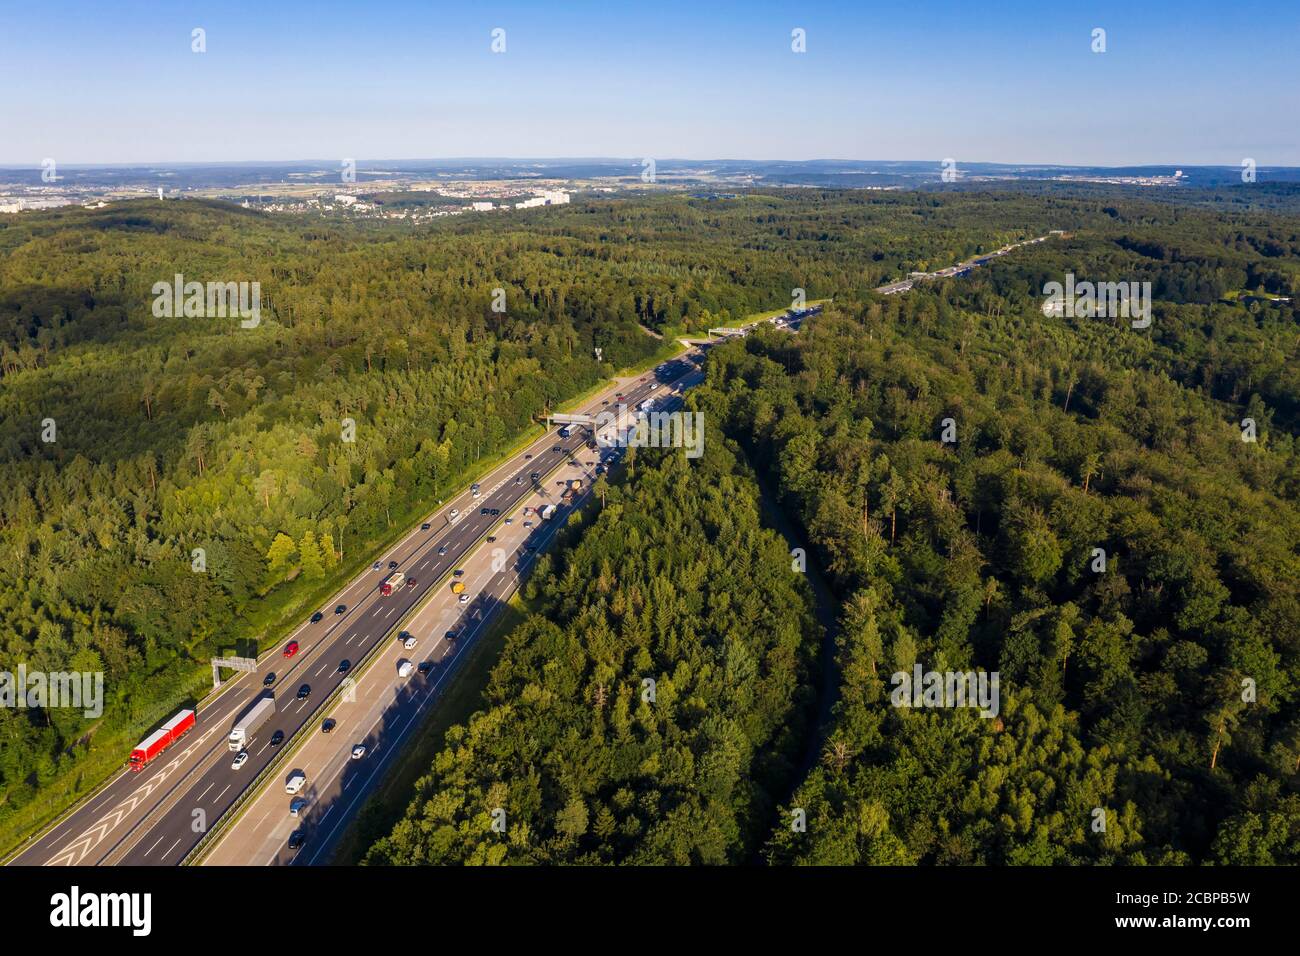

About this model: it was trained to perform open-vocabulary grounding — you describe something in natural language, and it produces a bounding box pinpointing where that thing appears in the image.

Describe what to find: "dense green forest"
[373,187,1300,865]
[366,437,818,864]
[715,228,1300,864]
[3,185,1299,863]
[0,187,1110,836]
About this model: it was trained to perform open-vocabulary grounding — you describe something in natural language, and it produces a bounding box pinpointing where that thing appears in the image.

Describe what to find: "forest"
[372,187,1300,865]
[2,184,1299,862]
[366,436,819,864]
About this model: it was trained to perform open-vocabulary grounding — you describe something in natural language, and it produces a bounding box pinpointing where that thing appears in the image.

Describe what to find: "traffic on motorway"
[240,360,709,864]
[8,350,708,867]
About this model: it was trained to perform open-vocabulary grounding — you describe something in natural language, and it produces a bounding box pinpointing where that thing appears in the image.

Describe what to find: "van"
[285,771,306,795]
[398,660,414,678]
[403,634,418,650]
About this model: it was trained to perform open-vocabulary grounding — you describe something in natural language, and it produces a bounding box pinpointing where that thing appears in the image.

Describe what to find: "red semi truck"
[128,709,195,772]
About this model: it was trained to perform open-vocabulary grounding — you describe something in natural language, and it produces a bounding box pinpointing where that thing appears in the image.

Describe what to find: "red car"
[283,641,299,659]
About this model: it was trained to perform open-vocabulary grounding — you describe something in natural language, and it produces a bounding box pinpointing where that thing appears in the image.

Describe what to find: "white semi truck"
[228,694,276,751]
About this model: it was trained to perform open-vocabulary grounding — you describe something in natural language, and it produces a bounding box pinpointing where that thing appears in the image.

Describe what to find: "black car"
[338,659,351,674]
[334,604,346,614]
[445,630,458,642]
[437,545,447,555]
[417,661,435,676]
[524,453,533,459]
[490,508,500,516]
[480,507,489,515]
[530,472,540,481]
[486,535,496,543]
[388,560,398,570]
[321,718,336,734]
[264,672,276,687]
[270,730,285,747]
[453,569,465,577]
[297,684,311,700]
[287,829,305,850]
[310,611,324,623]
[421,522,431,530]
[553,445,564,453]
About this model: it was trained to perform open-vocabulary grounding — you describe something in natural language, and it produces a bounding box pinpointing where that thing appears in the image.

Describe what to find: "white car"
[458,594,469,604]
[351,744,367,760]
[449,508,459,520]
[650,383,658,390]
[397,660,414,678]
[471,487,481,498]
[231,751,249,771]
[403,635,417,649]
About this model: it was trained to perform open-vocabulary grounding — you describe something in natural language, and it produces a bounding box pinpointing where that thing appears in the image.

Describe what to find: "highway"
[874,233,1054,294]
[6,351,703,867]
[201,309,819,864]
[203,362,707,864]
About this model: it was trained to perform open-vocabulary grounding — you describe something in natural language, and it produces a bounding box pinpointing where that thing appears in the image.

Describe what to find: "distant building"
[471,201,494,211]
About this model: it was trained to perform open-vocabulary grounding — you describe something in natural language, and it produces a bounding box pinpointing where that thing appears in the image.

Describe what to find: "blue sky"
[1,0,1296,166]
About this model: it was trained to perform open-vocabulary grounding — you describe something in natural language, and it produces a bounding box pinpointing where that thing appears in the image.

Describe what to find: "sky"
[1,0,1297,167]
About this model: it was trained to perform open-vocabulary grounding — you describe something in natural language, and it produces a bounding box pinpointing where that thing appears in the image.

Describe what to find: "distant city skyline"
[2,0,1297,167]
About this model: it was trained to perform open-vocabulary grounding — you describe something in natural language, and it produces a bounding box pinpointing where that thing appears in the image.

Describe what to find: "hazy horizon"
[2,157,1296,171]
